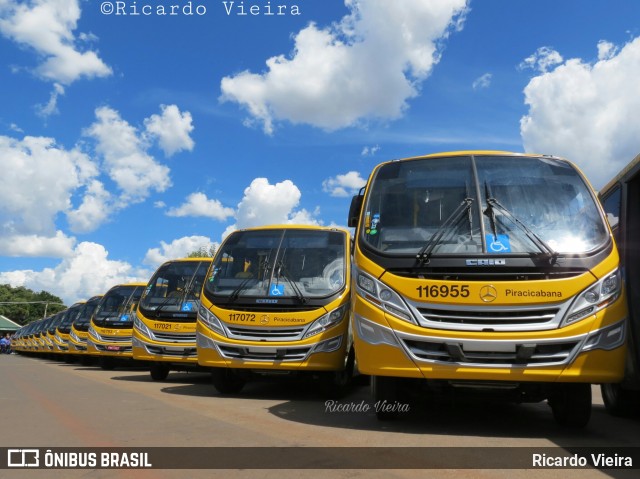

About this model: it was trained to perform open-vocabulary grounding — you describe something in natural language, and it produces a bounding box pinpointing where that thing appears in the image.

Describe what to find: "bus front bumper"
[353,314,627,383]
[196,329,348,372]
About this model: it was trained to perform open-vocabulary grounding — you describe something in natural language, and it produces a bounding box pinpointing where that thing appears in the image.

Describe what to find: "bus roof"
[599,152,640,195]
[235,224,350,235]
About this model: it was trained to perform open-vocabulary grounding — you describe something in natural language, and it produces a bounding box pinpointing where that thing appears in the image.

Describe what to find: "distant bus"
[68,295,103,359]
[87,283,146,370]
[133,257,212,380]
[598,152,640,415]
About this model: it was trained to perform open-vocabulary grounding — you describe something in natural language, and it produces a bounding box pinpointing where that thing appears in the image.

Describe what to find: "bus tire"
[372,376,399,421]
[211,368,245,394]
[99,357,116,370]
[150,363,170,381]
[549,383,591,428]
[319,347,356,399]
[601,383,639,417]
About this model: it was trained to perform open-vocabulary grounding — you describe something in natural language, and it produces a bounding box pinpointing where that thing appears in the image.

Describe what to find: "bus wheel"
[99,357,116,370]
[319,347,356,399]
[372,376,399,421]
[549,383,591,427]
[211,368,245,394]
[150,363,170,381]
[601,383,639,417]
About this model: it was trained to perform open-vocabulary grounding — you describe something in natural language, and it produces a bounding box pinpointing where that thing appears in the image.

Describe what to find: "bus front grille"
[152,332,196,343]
[402,337,581,367]
[217,345,311,362]
[417,306,559,326]
[226,326,306,341]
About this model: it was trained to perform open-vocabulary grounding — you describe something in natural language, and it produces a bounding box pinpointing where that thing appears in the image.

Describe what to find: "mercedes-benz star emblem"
[480,285,498,303]
[260,315,269,325]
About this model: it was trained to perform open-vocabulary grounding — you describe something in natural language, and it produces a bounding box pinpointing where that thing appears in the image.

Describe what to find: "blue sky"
[1,0,639,305]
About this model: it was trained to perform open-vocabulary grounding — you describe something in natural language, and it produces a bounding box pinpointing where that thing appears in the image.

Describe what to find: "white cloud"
[221,178,320,238]
[84,106,172,205]
[519,46,563,73]
[0,134,99,237]
[143,236,217,267]
[361,144,380,156]
[0,230,76,257]
[66,180,113,233]
[472,72,492,90]
[322,171,367,197]
[0,0,112,84]
[520,37,640,189]
[0,103,191,248]
[220,0,469,134]
[36,82,65,118]
[597,40,618,61]
[144,104,195,157]
[0,242,146,304]
[166,192,235,220]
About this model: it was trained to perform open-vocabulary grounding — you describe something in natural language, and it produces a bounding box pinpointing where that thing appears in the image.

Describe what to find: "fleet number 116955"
[416,284,470,298]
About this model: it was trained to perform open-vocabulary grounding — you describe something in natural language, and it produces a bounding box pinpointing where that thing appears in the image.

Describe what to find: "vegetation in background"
[187,244,218,258]
[0,284,66,325]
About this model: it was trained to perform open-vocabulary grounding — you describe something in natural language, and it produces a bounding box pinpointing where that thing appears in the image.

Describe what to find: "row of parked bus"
[10,150,640,428]
[11,224,353,394]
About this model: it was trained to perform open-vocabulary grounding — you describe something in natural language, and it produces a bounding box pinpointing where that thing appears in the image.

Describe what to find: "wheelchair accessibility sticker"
[120,314,129,322]
[181,302,194,312]
[486,234,511,253]
[269,284,285,296]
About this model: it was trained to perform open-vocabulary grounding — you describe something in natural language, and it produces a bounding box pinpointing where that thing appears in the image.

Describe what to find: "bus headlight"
[356,271,415,324]
[304,304,349,339]
[88,325,101,342]
[133,315,152,338]
[563,269,622,326]
[198,304,226,337]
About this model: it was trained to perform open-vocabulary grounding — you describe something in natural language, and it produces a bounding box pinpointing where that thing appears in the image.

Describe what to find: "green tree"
[187,244,218,258]
[0,284,66,325]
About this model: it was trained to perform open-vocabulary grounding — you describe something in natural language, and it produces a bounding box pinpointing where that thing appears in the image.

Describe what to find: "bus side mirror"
[348,194,363,228]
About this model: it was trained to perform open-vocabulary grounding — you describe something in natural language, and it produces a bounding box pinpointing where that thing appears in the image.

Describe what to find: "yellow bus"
[54,301,85,358]
[598,152,640,415]
[34,316,54,355]
[87,283,146,370]
[22,318,43,354]
[133,257,213,381]
[197,225,353,395]
[348,151,626,426]
[68,295,103,360]
[44,311,65,355]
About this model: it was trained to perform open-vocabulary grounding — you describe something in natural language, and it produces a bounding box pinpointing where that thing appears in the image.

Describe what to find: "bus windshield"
[362,154,608,256]
[204,229,347,300]
[72,296,102,330]
[92,286,143,327]
[58,303,84,333]
[139,260,211,316]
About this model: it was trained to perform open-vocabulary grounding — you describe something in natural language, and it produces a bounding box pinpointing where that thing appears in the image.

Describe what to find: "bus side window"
[601,185,621,242]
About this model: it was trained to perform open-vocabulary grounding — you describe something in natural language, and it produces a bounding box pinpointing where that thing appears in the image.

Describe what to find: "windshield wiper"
[416,198,474,264]
[177,269,203,305]
[228,276,254,304]
[483,191,558,261]
[275,260,308,304]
